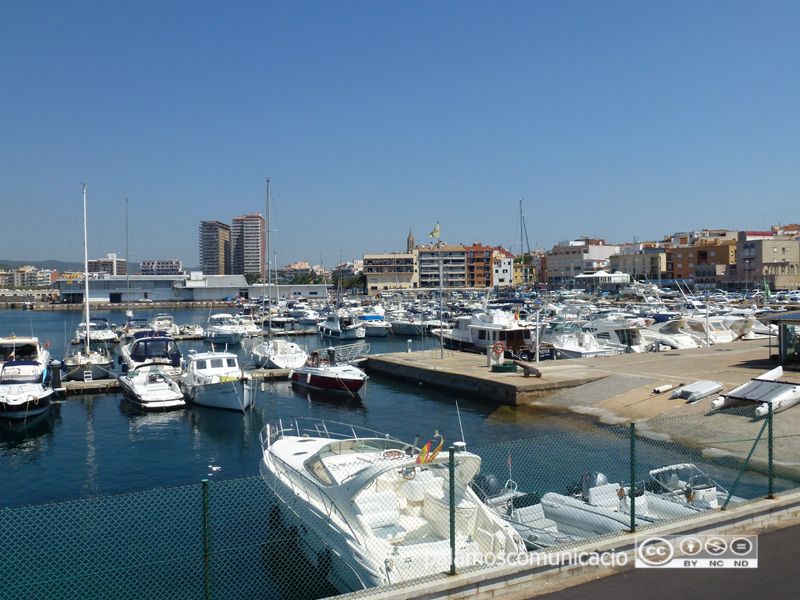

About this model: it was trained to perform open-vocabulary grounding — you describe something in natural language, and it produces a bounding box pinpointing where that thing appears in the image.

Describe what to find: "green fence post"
[449,446,456,576]
[629,422,636,533]
[203,478,211,600]
[768,404,774,499]
[724,416,769,509]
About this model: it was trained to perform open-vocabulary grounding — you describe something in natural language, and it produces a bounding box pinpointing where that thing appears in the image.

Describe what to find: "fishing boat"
[289,348,367,394]
[711,366,800,417]
[117,365,186,411]
[0,359,54,420]
[259,418,526,593]
[180,349,255,412]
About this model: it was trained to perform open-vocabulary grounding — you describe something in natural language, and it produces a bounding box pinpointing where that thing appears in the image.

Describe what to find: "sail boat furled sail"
[251,179,308,370]
[63,184,113,381]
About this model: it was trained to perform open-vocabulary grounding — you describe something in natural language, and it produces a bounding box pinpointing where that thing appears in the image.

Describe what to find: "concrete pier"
[366,339,792,419]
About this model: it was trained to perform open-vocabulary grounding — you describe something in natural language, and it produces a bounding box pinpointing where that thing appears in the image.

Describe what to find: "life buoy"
[408,318,414,323]
[381,449,404,459]
[493,341,505,354]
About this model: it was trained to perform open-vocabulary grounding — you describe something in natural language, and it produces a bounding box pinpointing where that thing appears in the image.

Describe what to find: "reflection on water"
[289,382,366,412]
[0,402,61,456]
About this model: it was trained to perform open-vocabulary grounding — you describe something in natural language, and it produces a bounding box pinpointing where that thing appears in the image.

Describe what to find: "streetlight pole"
[704,294,711,348]
[533,300,542,363]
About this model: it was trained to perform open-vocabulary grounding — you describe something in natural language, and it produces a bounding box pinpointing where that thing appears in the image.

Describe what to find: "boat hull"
[183,380,255,411]
[62,360,112,381]
[289,368,365,393]
[118,379,186,412]
[0,387,53,419]
[319,327,365,340]
[203,331,245,345]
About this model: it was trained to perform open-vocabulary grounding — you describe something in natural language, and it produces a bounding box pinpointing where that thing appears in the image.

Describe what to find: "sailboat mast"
[519,198,525,290]
[125,197,129,301]
[266,178,272,336]
[82,184,90,348]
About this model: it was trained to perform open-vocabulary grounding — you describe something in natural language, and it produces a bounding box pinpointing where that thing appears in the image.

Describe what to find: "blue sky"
[2,1,799,268]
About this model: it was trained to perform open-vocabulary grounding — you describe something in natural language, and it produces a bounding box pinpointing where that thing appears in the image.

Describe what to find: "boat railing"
[260,417,402,448]
[265,444,364,546]
[328,342,370,365]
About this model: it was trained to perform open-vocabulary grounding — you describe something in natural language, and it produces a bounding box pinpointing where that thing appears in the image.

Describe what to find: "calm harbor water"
[0,308,592,510]
[2,308,791,512]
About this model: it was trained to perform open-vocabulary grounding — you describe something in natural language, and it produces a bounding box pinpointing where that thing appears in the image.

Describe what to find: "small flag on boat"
[429,223,439,238]
[507,451,511,467]
[417,432,443,464]
[764,276,770,297]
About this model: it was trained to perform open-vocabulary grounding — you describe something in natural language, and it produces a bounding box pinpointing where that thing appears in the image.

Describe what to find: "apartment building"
[231,213,265,278]
[199,221,231,275]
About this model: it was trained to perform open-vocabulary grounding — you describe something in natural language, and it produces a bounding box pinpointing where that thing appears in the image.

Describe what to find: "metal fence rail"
[1,406,798,600]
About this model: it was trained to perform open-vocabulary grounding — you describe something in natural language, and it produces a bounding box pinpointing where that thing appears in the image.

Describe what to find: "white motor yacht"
[0,335,51,369]
[251,337,308,370]
[319,310,365,340]
[0,359,54,419]
[259,419,526,593]
[204,314,246,345]
[119,331,182,376]
[582,319,652,353]
[75,317,119,344]
[148,314,181,337]
[540,322,616,359]
[117,365,186,412]
[442,309,539,360]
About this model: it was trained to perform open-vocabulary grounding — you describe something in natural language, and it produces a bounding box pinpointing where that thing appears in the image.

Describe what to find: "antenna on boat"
[455,400,466,446]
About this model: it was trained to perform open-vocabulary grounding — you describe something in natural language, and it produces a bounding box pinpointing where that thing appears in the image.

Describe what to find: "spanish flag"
[417,432,443,464]
[429,223,439,238]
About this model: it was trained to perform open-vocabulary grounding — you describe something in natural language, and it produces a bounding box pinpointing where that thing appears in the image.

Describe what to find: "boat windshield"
[305,438,412,485]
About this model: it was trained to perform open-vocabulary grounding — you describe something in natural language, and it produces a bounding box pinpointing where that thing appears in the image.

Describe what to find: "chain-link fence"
[2,406,798,600]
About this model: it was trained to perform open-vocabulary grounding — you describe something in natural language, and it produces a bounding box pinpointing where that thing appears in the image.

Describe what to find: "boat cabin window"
[0,344,37,361]
[209,359,224,369]
[195,360,207,370]
[227,358,237,368]
[686,322,705,334]
[618,329,637,346]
